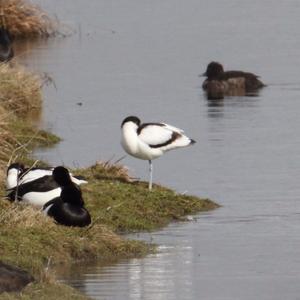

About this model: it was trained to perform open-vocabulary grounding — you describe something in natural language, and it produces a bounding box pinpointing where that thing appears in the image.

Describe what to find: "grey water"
[16,0,300,299]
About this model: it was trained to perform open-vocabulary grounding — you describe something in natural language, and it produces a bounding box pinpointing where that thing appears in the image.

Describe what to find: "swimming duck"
[6,163,87,207]
[201,62,265,99]
[0,27,14,62]
[43,166,91,227]
[121,116,195,190]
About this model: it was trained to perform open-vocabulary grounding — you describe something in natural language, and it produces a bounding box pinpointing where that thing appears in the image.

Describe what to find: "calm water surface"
[17,1,300,299]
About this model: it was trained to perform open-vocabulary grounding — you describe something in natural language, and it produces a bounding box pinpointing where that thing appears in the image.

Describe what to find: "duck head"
[202,62,224,80]
[53,166,72,187]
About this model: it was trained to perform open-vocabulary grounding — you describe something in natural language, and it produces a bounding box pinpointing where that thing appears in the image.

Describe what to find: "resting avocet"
[43,166,91,227]
[6,164,87,207]
[121,116,196,190]
[6,163,87,189]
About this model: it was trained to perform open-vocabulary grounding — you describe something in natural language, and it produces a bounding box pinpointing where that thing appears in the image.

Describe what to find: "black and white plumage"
[6,163,87,207]
[6,163,87,189]
[121,116,196,190]
[42,166,91,227]
[0,27,14,62]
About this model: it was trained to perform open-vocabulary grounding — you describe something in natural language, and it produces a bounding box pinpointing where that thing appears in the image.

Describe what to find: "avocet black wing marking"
[6,175,59,201]
[137,123,182,148]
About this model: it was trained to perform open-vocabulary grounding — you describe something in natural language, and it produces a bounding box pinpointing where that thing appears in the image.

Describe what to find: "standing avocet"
[121,116,196,190]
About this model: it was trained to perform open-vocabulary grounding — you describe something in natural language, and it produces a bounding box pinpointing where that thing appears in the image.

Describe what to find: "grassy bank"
[77,162,217,232]
[0,200,152,276]
[0,164,217,299]
[0,65,219,299]
[0,160,218,275]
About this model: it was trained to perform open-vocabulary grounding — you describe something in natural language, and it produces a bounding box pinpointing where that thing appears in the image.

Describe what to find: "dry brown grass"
[0,63,43,185]
[89,160,134,182]
[0,63,42,115]
[0,63,60,192]
[0,108,13,186]
[0,0,56,38]
[0,203,53,228]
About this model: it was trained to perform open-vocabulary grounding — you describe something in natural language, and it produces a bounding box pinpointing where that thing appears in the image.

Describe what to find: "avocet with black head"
[43,166,91,227]
[121,116,196,190]
[6,163,87,207]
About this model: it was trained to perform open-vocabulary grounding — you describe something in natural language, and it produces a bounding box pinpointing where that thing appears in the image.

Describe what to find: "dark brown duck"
[202,62,265,99]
